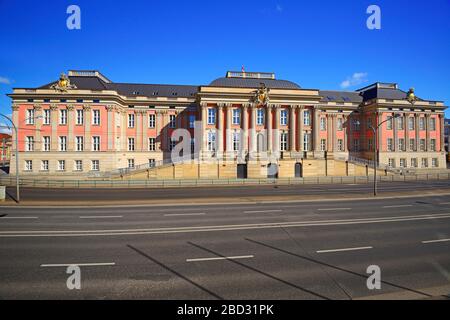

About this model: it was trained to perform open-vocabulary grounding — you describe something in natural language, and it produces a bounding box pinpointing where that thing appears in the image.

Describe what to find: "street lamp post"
[369,113,401,196]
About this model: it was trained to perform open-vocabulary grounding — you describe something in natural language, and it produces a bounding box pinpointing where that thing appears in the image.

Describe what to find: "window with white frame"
[399,138,405,151]
[320,117,326,131]
[74,160,83,171]
[303,132,311,151]
[320,139,326,151]
[387,116,393,130]
[432,158,438,168]
[43,109,51,125]
[169,114,176,128]
[76,136,84,151]
[92,110,100,125]
[303,110,310,126]
[421,158,428,168]
[148,138,156,151]
[280,132,288,151]
[419,117,425,130]
[25,136,34,151]
[59,136,67,151]
[397,116,404,130]
[128,114,135,128]
[387,138,394,151]
[169,138,177,151]
[353,139,360,151]
[408,117,415,130]
[420,139,426,151]
[337,118,343,131]
[233,109,241,125]
[409,139,416,151]
[149,114,156,128]
[91,160,100,171]
[76,109,84,125]
[411,158,418,168]
[399,158,407,168]
[337,139,344,151]
[207,108,216,125]
[430,118,436,131]
[148,159,156,168]
[232,131,240,151]
[41,160,49,171]
[430,139,436,151]
[26,109,35,124]
[43,136,50,151]
[388,158,395,168]
[207,131,216,151]
[92,136,100,151]
[257,109,264,125]
[60,109,67,125]
[189,115,195,129]
[24,160,32,171]
[128,138,135,151]
[58,160,66,171]
[128,159,135,169]
[280,110,288,126]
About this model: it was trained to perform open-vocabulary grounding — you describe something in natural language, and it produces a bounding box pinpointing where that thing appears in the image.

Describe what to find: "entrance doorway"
[267,163,278,179]
[237,164,248,179]
[295,162,303,178]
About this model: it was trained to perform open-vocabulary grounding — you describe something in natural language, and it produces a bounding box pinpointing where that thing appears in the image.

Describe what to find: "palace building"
[7,70,447,179]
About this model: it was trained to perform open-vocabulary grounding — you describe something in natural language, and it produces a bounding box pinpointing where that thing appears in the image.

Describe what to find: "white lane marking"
[79,216,123,219]
[2,213,450,237]
[244,210,282,214]
[40,262,116,267]
[164,213,205,217]
[422,238,450,244]
[383,205,413,208]
[316,246,373,254]
[186,255,254,262]
[0,216,38,219]
[317,208,352,211]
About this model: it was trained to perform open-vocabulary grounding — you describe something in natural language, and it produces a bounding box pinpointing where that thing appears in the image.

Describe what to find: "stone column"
[142,110,148,152]
[267,105,273,153]
[273,105,280,153]
[121,111,127,152]
[332,114,338,152]
[217,104,224,156]
[289,105,296,152]
[34,104,42,151]
[106,105,114,151]
[404,113,410,151]
[393,113,397,151]
[250,105,257,154]
[327,114,332,152]
[415,113,420,152]
[345,114,350,152]
[314,108,320,152]
[136,110,142,152]
[50,104,58,151]
[67,105,74,151]
[440,113,445,152]
[298,106,304,152]
[425,113,431,152]
[226,104,232,153]
[200,105,207,153]
[242,104,249,155]
[83,105,92,151]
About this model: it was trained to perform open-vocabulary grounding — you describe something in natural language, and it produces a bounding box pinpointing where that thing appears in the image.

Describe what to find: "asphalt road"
[1,194,450,299]
[4,179,450,203]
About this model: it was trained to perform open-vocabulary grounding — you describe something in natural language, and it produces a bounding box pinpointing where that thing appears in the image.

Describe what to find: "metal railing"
[1,173,449,189]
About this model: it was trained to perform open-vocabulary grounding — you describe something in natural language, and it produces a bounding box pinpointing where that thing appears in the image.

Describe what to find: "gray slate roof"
[319,90,363,103]
[209,77,301,89]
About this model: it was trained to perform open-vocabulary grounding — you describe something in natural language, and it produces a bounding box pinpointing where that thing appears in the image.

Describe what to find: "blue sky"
[0,0,449,126]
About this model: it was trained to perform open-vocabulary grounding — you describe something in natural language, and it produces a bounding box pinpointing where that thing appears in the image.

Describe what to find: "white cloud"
[0,76,11,85]
[340,72,368,89]
[0,122,12,134]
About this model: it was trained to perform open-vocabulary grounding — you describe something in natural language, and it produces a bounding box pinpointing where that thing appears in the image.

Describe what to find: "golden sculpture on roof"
[51,73,77,92]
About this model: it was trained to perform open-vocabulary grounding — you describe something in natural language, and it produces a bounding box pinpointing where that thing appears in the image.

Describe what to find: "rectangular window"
[430,139,436,151]
[387,138,393,151]
[169,114,176,128]
[41,160,49,171]
[25,136,34,151]
[169,138,176,151]
[43,109,51,125]
[26,109,35,125]
[408,117,415,130]
[91,160,100,171]
[420,139,426,151]
[320,139,326,151]
[320,117,326,131]
[280,110,288,126]
[397,116,404,130]
[411,158,418,168]
[337,139,344,151]
[189,115,195,129]
[59,136,67,152]
[148,138,156,151]
[409,139,416,151]
[58,160,66,171]
[303,110,310,126]
[400,158,407,168]
[76,109,84,125]
[387,116,393,130]
[232,132,240,151]
[432,158,438,168]
[60,109,67,125]
[257,109,264,125]
[303,132,311,151]
[76,136,84,151]
[208,108,216,125]
[43,136,50,151]
[92,136,100,151]
[419,117,425,130]
[25,160,32,171]
[421,158,428,168]
[337,118,343,131]
[233,109,241,125]
[149,114,156,128]
[353,139,360,151]
[399,138,405,151]
[74,160,83,171]
[388,158,395,168]
[128,114,135,128]
[128,138,135,151]
[207,131,216,151]
[148,159,156,168]
[280,133,288,151]
[430,118,436,131]
[92,110,101,125]
[128,159,135,169]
